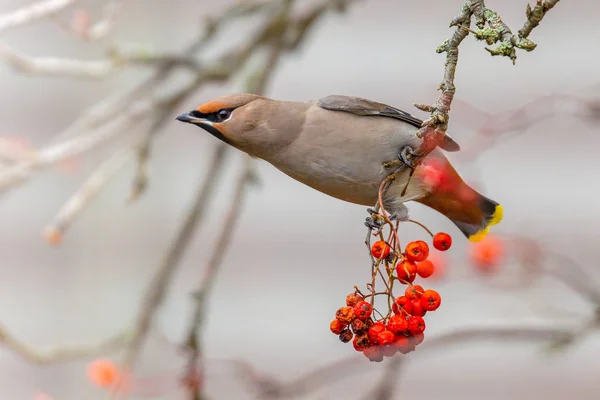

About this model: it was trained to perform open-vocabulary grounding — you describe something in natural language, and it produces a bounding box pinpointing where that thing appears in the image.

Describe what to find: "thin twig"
[0,0,76,33]
[0,323,128,365]
[111,143,229,399]
[43,148,133,246]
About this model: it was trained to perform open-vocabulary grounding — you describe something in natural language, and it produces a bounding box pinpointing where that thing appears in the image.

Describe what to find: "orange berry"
[396,260,417,283]
[345,293,363,307]
[433,232,452,251]
[416,260,435,278]
[421,289,442,311]
[470,235,504,273]
[427,251,447,281]
[87,359,119,388]
[335,306,355,324]
[405,241,429,262]
[405,284,424,300]
[371,240,391,259]
[330,319,347,335]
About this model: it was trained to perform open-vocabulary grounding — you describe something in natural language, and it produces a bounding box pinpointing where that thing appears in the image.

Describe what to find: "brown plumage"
[176,94,503,241]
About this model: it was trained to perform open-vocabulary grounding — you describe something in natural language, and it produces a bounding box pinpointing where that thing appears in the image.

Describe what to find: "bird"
[176,93,503,241]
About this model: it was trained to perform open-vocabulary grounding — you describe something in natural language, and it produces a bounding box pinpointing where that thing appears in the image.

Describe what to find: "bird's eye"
[216,109,231,122]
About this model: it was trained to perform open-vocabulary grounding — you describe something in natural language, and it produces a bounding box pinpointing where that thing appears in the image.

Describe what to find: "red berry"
[407,316,426,335]
[345,293,363,307]
[405,241,429,262]
[394,335,411,353]
[416,260,435,278]
[421,289,441,311]
[405,284,424,300]
[377,330,395,346]
[395,260,417,283]
[339,328,353,343]
[352,334,370,351]
[368,322,386,343]
[382,344,398,358]
[353,301,373,320]
[336,306,355,323]
[386,315,408,336]
[363,346,384,362]
[371,240,391,259]
[392,296,413,316]
[410,298,427,317]
[433,232,452,251]
[330,319,346,335]
[411,332,425,346]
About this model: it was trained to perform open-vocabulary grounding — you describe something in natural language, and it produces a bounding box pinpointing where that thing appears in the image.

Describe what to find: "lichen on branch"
[385,0,561,172]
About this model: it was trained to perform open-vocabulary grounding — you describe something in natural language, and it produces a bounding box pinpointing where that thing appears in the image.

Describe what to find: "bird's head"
[176,93,268,148]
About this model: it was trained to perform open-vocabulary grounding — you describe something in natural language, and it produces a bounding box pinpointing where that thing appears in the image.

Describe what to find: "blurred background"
[1,0,599,399]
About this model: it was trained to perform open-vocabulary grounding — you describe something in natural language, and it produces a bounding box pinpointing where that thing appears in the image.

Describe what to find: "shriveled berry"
[392,296,413,315]
[339,328,353,343]
[330,319,346,335]
[353,301,373,320]
[350,318,367,334]
[433,232,452,251]
[377,330,395,346]
[417,260,435,278]
[410,298,427,317]
[363,318,374,330]
[363,345,384,362]
[336,306,355,323]
[405,241,429,262]
[386,315,408,336]
[352,334,370,351]
[421,289,441,311]
[405,284,424,300]
[371,240,391,259]
[368,322,386,343]
[395,260,417,283]
[345,293,363,307]
[407,316,426,335]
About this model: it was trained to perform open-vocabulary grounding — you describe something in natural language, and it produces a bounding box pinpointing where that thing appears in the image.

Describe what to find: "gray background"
[1,0,599,399]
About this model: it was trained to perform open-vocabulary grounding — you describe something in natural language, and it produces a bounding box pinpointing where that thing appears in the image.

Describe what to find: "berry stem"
[407,219,435,238]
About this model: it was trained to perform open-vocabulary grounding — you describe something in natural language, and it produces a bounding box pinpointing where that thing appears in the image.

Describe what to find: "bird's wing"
[316,95,460,152]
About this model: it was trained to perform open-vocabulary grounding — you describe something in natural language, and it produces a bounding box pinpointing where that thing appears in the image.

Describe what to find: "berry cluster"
[330,232,452,362]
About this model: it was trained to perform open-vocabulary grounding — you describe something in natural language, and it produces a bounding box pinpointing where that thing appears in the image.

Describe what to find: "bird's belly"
[270,151,394,207]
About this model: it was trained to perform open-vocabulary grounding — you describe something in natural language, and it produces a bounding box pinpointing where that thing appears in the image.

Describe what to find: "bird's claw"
[398,145,420,169]
[365,213,385,232]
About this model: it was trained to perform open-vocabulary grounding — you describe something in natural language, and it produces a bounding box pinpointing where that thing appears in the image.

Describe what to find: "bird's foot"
[365,212,385,232]
[398,145,421,169]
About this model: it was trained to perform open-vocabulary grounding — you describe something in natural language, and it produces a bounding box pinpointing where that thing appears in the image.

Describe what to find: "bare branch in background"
[182,157,256,399]
[43,148,133,246]
[111,143,229,399]
[0,323,127,365]
[0,42,115,78]
[0,0,76,33]
[55,0,122,40]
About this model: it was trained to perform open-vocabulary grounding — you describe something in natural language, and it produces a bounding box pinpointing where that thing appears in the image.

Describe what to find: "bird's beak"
[176,110,231,145]
[176,112,203,125]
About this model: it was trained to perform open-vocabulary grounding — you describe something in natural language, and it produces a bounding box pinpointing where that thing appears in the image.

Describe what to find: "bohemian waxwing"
[176,94,503,241]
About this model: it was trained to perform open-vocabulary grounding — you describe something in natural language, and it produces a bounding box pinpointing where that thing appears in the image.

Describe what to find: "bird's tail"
[414,153,503,242]
[417,189,503,242]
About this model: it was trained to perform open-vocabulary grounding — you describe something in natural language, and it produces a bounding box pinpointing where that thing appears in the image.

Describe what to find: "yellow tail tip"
[468,204,503,242]
[489,204,503,226]
[468,227,489,242]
